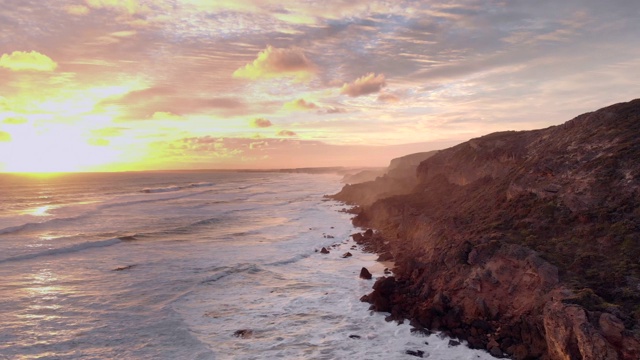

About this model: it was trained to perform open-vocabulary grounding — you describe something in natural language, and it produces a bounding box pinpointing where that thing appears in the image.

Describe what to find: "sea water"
[0,171,496,359]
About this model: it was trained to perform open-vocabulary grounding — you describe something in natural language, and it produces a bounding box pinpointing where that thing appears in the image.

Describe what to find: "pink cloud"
[283,98,318,111]
[277,130,297,137]
[251,118,273,128]
[341,73,386,97]
[233,46,316,81]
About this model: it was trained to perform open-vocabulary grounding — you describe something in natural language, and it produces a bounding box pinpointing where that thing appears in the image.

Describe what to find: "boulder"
[360,267,373,279]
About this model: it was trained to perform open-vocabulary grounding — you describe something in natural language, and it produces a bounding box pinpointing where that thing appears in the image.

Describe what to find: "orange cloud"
[341,73,386,97]
[378,92,400,103]
[0,51,57,72]
[0,131,11,142]
[277,130,297,137]
[251,118,272,128]
[283,98,318,111]
[233,46,316,81]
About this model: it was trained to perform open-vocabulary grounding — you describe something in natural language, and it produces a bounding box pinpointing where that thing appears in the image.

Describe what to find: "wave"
[266,253,312,267]
[200,263,263,284]
[0,189,218,236]
[140,182,215,194]
[0,238,122,264]
[0,213,94,236]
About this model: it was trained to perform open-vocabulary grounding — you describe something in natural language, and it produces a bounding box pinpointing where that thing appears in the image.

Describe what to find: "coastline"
[332,99,640,359]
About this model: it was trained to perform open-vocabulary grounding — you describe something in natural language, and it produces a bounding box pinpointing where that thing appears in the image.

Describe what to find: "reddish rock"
[320,247,330,254]
[342,252,353,258]
[599,312,625,345]
[360,267,373,280]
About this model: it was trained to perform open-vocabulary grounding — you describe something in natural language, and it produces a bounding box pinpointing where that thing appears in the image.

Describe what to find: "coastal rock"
[320,247,330,254]
[359,267,373,280]
[405,349,425,357]
[234,329,253,338]
[113,265,136,271]
[342,252,353,258]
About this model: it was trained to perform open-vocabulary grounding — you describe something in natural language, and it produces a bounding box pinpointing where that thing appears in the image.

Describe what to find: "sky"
[1,0,639,172]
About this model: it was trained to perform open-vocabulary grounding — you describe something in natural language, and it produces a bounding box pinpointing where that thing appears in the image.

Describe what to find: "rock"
[544,301,618,360]
[405,350,424,358]
[486,339,499,350]
[360,267,373,280]
[113,265,136,271]
[489,346,503,357]
[349,334,361,339]
[364,229,374,238]
[410,327,431,336]
[320,247,330,254]
[234,329,253,338]
[362,276,397,312]
[448,339,461,347]
[351,233,364,242]
[377,251,394,261]
[342,252,353,258]
[599,312,625,345]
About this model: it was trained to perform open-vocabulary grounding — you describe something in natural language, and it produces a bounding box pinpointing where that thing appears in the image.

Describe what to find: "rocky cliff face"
[339,99,640,359]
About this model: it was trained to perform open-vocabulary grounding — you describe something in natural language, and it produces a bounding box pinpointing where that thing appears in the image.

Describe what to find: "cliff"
[333,150,438,206]
[336,99,640,359]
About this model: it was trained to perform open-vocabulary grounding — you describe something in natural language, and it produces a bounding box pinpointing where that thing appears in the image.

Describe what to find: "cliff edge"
[336,99,640,359]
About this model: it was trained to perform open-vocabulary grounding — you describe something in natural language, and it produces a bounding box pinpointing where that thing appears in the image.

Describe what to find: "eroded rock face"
[342,99,640,359]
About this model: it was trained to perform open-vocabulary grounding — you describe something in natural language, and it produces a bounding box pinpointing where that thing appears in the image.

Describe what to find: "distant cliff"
[334,151,437,206]
[335,99,640,359]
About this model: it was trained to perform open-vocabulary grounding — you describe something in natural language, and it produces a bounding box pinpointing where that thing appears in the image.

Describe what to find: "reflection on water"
[28,205,54,217]
[16,267,66,343]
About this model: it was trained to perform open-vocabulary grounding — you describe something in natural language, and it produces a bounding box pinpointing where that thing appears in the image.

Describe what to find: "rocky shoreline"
[334,99,640,359]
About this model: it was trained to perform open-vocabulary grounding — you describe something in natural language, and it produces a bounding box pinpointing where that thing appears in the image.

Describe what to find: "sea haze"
[0,171,496,359]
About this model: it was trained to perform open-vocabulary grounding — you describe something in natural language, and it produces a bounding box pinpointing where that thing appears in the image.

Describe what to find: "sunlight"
[1,124,121,172]
[29,205,54,217]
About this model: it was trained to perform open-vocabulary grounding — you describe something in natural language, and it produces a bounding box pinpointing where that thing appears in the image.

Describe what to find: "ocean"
[0,171,496,359]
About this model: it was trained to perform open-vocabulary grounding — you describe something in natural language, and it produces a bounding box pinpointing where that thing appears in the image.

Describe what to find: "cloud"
[277,130,297,137]
[88,138,110,146]
[2,116,28,125]
[341,73,386,97]
[377,92,400,103]
[84,0,146,15]
[283,98,318,111]
[65,5,90,15]
[100,87,249,120]
[251,118,272,128]
[0,131,11,142]
[233,46,316,81]
[152,111,183,120]
[0,51,57,72]
[92,127,128,137]
[323,106,347,114]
